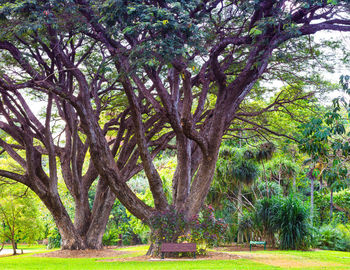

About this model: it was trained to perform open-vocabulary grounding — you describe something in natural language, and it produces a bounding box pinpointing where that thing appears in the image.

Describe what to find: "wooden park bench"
[160,243,196,259]
[249,241,266,251]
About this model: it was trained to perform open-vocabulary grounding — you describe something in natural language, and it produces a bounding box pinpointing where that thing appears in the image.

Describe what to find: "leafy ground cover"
[0,245,350,269]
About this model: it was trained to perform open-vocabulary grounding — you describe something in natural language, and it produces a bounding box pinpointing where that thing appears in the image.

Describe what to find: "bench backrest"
[161,243,196,252]
[250,241,266,245]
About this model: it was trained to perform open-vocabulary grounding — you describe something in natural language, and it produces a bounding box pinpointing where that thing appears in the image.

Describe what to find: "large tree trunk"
[86,178,117,249]
[50,204,86,250]
[308,167,315,224]
[182,105,226,221]
[173,135,192,212]
[35,190,86,250]
[146,228,162,257]
[146,242,160,257]
[74,191,92,238]
[310,175,314,223]
[310,177,314,223]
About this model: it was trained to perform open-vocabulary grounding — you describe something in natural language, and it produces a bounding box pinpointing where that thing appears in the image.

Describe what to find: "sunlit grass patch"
[114,245,149,252]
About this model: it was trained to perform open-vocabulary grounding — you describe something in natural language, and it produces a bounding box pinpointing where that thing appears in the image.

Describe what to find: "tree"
[323,163,348,219]
[257,142,276,198]
[299,100,350,222]
[266,157,299,196]
[1,0,350,252]
[0,183,43,255]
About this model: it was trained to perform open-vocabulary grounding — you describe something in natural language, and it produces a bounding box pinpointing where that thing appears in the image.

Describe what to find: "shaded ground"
[99,251,240,262]
[32,244,271,259]
[33,246,239,261]
[33,249,130,258]
[215,244,277,252]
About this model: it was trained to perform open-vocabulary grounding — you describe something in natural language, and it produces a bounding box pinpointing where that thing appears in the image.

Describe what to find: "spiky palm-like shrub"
[254,197,281,246]
[253,196,311,249]
[238,211,257,242]
[277,195,311,250]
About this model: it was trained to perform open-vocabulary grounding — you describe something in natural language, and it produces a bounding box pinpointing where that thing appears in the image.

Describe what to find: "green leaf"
[249,26,262,36]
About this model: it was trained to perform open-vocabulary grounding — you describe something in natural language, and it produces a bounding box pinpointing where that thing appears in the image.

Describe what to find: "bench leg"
[264,243,266,250]
[250,244,252,252]
[161,252,164,259]
[193,252,196,259]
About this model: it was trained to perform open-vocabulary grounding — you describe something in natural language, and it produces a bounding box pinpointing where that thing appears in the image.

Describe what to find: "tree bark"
[262,161,269,198]
[86,178,117,249]
[34,190,86,250]
[330,188,333,220]
[173,135,192,211]
[74,190,92,237]
[308,167,315,224]
[237,182,243,244]
[293,176,296,192]
[11,238,16,255]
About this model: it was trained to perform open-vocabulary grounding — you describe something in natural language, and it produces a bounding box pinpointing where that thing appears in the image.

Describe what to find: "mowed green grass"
[0,257,274,270]
[0,245,349,270]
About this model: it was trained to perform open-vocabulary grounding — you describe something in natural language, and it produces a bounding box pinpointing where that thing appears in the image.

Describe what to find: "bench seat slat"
[160,243,196,259]
[249,241,266,251]
[161,243,196,252]
[250,241,266,245]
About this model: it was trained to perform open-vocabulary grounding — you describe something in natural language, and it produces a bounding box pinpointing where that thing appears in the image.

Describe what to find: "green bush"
[314,189,350,226]
[333,189,350,213]
[102,227,121,246]
[252,196,311,250]
[255,182,282,197]
[150,206,187,243]
[337,223,350,239]
[214,199,237,243]
[150,205,227,254]
[47,227,61,249]
[316,224,350,251]
[185,205,228,248]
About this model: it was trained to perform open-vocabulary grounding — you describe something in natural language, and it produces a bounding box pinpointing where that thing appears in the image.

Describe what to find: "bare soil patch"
[99,251,240,262]
[33,247,240,261]
[33,249,129,258]
[215,244,277,252]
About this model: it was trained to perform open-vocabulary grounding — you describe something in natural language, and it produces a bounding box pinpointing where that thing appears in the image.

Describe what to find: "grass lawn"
[0,245,349,270]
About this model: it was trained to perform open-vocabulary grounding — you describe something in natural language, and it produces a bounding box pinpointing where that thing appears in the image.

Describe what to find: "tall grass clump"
[277,195,311,250]
[251,196,311,250]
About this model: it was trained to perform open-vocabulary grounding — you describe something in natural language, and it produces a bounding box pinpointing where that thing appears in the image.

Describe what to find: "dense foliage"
[150,205,227,254]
